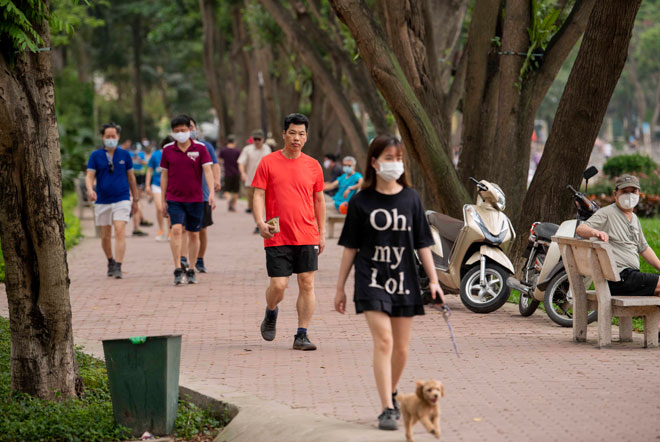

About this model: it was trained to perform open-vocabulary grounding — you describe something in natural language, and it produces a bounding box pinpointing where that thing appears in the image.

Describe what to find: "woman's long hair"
[361,135,411,190]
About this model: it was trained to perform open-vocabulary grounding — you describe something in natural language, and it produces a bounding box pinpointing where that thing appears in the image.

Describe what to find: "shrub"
[602,154,658,178]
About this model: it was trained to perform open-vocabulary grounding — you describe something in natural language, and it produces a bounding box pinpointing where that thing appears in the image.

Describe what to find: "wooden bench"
[327,213,346,239]
[554,236,660,348]
[73,177,101,237]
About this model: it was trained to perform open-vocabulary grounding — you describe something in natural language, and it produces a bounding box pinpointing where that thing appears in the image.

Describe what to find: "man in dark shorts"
[252,113,326,351]
[576,175,660,315]
[219,134,241,212]
[160,114,216,285]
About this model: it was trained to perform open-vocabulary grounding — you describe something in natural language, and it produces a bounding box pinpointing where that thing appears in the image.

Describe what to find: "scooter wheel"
[460,263,512,313]
[544,271,598,327]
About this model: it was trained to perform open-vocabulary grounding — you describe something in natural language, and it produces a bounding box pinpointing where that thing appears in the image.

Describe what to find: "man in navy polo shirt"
[85,122,140,279]
[160,114,216,285]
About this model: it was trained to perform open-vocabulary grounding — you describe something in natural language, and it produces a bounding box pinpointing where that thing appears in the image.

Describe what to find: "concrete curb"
[75,337,418,442]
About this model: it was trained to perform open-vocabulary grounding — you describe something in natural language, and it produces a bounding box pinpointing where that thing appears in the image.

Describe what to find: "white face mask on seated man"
[618,192,639,210]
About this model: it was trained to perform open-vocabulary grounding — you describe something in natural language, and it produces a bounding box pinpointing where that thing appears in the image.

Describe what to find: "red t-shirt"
[251,150,324,247]
[160,140,212,203]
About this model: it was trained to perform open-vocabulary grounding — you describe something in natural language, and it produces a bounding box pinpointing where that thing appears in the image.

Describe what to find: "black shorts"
[202,202,213,228]
[135,174,146,188]
[265,245,319,277]
[608,268,659,297]
[224,175,240,193]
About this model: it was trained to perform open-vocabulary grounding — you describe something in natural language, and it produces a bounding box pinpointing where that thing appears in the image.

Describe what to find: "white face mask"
[103,138,118,149]
[323,159,331,169]
[376,161,404,182]
[190,130,198,139]
[618,193,639,210]
[172,131,191,143]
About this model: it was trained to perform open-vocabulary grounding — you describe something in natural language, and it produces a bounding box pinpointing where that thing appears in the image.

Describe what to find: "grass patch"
[508,217,660,332]
[0,192,82,283]
[0,317,227,441]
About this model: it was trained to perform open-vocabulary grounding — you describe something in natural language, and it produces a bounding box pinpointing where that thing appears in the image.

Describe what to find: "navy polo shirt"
[87,147,133,204]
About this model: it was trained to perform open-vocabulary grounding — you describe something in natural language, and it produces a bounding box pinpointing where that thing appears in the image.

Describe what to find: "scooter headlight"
[466,206,509,245]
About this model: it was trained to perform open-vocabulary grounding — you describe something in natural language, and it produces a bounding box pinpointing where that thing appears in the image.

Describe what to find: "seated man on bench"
[323,156,363,212]
[576,175,660,323]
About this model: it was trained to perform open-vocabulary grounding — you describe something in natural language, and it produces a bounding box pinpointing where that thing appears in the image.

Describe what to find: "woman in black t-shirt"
[334,135,445,431]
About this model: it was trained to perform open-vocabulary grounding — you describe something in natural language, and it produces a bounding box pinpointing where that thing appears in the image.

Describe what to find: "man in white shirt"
[238,129,271,232]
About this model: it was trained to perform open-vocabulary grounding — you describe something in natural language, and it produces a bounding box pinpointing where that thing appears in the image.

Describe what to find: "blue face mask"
[343,165,353,174]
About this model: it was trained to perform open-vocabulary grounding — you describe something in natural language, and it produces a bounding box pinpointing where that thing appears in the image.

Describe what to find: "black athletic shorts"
[201,202,213,228]
[265,245,319,277]
[135,174,146,188]
[224,175,240,193]
[608,268,659,297]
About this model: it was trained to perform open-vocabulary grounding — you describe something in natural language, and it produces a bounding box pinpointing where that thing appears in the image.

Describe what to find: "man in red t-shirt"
[252,113,326,351]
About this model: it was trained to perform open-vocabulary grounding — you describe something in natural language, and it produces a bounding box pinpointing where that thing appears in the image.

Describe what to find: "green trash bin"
[102,334,182,436]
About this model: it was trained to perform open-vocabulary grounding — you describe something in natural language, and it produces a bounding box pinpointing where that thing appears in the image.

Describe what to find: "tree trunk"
[0,16,78,400]
[260,0,368,166]
[515,0,643,261]
[331,0,470,215]
[199,0,227,142]
[290,0,390,136]
[651,74,660,142]
[131,15,144,140]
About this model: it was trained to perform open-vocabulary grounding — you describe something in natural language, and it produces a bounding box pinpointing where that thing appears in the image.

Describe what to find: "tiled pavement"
[2,198,660,441]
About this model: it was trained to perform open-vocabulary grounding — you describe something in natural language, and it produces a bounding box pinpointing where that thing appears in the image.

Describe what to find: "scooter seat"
[426,211,464,243]
[534,222,560,241]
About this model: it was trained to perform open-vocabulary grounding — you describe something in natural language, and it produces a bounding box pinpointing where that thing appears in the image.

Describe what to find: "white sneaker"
[155,231,165,241]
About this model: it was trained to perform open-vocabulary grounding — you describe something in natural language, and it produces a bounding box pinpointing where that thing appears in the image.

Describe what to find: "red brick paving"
[2,198,660,441]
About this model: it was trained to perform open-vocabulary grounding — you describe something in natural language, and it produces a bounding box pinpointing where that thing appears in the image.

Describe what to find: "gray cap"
[251,129,264,139]
[615,174,640,190]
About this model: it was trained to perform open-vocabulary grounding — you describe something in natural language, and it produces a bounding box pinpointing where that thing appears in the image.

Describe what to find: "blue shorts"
[167,201,204,232]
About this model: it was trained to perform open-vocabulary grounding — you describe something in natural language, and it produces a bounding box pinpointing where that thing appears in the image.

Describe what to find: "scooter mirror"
[583,166,598,181]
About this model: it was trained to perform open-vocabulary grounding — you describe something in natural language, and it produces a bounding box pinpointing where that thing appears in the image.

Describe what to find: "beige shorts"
[94,200,131,226]
[151,185,162,194]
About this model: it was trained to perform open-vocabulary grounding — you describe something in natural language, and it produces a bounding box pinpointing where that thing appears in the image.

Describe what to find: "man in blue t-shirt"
[323,156,363,211]
[178,117,220,273]
[85,123,140,279]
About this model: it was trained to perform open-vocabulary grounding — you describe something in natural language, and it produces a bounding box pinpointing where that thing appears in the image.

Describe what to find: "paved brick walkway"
[2,198,660,441]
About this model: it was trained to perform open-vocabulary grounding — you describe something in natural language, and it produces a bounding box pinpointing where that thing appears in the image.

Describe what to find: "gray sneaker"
[186,269,197,284]
[107,259,116,277]
[174,268,185,285]
[113,263,123,279]
[292,332,317,351]
[260,310,277,341]
[378,408,398,431]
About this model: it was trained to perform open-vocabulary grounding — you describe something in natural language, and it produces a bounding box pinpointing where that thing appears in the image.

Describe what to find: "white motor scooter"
[424,178,516,313]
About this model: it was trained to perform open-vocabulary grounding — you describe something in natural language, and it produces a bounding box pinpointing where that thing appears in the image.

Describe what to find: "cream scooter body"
[427,179,515,313]
[532,219,576,302]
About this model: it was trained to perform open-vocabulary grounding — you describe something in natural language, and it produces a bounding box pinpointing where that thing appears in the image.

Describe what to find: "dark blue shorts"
[167,201,204,232]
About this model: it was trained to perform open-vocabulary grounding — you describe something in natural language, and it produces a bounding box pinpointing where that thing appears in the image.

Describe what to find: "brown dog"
[396,380,444,442]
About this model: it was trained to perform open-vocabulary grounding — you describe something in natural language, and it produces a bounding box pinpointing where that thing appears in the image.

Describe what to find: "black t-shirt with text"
[338,187,434,312]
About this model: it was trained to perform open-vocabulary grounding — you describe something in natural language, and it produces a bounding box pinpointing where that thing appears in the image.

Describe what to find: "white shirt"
[237,143,272,187]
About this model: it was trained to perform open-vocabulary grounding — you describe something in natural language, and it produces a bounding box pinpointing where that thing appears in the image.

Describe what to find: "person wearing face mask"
[576,174,660,310]
[322,153,344,196]
[237,129,272,229]
[85,122,140,279]
[334,135,445,431]
[160,114,216,285]
[323,156,363,211]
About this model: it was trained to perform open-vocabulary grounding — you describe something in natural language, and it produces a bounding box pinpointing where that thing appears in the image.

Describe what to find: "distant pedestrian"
[85,123,140,279]
[238,129,271,229]
[160,114,216,285]
[188,117,221,273]
[219,134,241,211]
[323,155,363,211]
[252,113,325,351]
[146,136,173,241]
[323,153,343,196]
[130,142,150,236]
[334,135,444,431]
